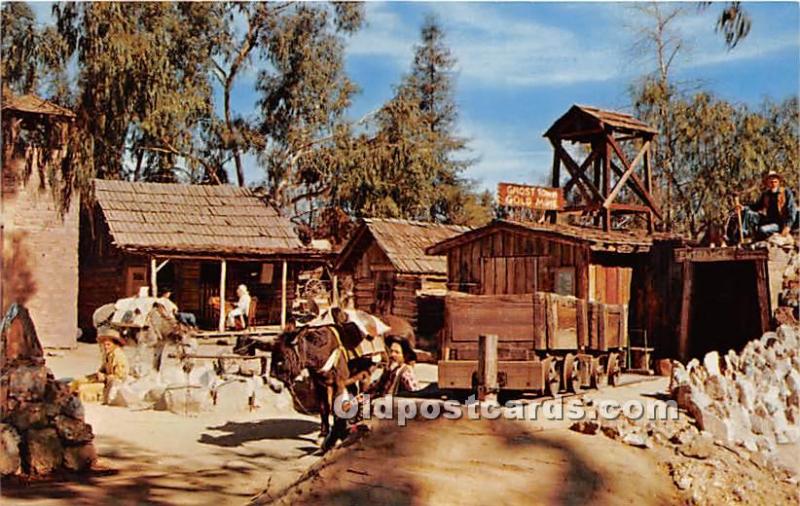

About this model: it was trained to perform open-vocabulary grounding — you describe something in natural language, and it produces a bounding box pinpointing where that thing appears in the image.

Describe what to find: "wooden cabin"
[1,93,78,348]
[335,219,470,336]
[78,179,330,335]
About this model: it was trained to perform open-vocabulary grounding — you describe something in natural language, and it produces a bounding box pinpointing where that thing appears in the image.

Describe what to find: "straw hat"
[764,170,783,183]
[97,327,125,347]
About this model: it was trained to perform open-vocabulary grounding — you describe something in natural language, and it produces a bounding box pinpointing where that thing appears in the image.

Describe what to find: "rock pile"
[670,324,800,456]
[1,305,96,476]
[108,350,280,416]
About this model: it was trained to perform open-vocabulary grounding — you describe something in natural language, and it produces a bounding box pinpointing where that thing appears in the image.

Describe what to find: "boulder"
[164,385,213,415]
[60,394,85,420]
[703,351,721,377]
[750,405,775,436]
[54,416,94,444]
[9,402,48,430]
[25,428,63,475]
[703,374,728,401]
[238,359,263,377]
[622,431,651,449]
[62,443,97,472]
[5,365,48,402]
[213,380,254,412]
[697,408,733,443]
[777,325,798,349]
[735,377,757,411]
[679,433,714,459]
[0,424,21,475]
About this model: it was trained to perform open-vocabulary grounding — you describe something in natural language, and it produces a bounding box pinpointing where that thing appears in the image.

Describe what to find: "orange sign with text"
[497,183,564,211]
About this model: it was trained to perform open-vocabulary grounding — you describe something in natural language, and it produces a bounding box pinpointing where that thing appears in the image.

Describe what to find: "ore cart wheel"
[565,353,581,394]
[592,356,609,389]
[547,361,561,398]
[608,352,621,387]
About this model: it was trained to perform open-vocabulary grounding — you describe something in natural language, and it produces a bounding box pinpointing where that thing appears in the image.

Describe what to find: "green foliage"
[325,15,491,228]
[635,80,798,236]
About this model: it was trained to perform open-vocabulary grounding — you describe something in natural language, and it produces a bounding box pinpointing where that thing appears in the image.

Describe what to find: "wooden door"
[125,266,147,298]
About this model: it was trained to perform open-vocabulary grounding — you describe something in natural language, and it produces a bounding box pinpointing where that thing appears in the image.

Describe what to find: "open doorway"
[688,261,762,358]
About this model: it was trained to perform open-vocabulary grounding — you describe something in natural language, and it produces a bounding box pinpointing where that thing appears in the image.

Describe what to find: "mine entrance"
[688,260,763,359]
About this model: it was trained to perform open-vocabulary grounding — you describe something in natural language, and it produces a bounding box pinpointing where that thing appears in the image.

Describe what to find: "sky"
[31,1,800,193]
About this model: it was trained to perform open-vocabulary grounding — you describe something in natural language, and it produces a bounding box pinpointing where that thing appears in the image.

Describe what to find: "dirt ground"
[2,345,798,505]
[1,344,324,505]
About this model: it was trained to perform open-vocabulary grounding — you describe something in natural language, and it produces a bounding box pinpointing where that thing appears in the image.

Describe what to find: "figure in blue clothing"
[727,170,798,244]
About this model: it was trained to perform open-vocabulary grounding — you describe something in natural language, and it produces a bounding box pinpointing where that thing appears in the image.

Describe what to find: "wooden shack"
[78,179,330,335]
[1,93,78,348]
[334,218,470,334]
[426,219,654,305]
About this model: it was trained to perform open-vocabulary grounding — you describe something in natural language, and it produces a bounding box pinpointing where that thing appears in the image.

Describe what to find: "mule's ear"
[331,307,348,326]
[284,320,296,334]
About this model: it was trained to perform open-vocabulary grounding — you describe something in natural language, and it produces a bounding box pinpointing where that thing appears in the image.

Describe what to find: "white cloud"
[457,118,553,192]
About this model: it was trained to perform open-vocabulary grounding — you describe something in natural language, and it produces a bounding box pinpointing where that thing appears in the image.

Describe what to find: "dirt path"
[2,344,323,505]
[257,416,680,505]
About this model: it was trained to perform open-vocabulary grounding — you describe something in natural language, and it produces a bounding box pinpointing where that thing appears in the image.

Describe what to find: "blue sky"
[31,2,800,192]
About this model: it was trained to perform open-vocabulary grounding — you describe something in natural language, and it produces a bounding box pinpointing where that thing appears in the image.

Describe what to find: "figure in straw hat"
[70,326,130,403]
[728,170,798,244]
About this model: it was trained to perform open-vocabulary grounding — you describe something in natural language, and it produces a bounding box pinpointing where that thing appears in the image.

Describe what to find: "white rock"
[777,325,799,349]
[761,332,779,348]
[703,351,721,377]
[704,375,728,401]
[213,380,254,412]
[736,377,757,411]
[164,385,213,415]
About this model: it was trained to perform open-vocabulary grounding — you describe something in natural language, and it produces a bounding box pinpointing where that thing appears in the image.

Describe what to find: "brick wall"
[2,154,79,348]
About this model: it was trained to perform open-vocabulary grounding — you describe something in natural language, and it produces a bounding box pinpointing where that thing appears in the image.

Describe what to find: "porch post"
[150,256,158,297]
[280,260,288,328]
[219,259,227,332]
[332,274,339,306]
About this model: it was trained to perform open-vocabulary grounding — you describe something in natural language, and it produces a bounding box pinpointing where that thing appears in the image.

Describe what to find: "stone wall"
[2,153,79,348]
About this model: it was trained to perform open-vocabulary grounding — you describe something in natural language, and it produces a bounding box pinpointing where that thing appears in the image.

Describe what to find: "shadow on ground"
[199,418,320,447]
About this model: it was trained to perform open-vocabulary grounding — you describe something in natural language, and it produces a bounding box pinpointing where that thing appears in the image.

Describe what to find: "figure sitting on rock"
[70,327,129,403]
[728,170,798,244]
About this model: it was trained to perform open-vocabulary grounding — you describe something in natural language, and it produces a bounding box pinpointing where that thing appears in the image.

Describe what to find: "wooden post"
[678,260,693,361]
[644,147,654,233]
[478,334,498,402]
[280,260,288,328]
[754,259,771,333]
[218,259,227,332]
[602,140,612,231]
[549,149,561,223]
[332,274,339,306]
[150,257,158,298]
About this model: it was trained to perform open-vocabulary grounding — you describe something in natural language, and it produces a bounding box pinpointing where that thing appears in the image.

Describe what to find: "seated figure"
[70,327,129,403]
[728,170,798,244]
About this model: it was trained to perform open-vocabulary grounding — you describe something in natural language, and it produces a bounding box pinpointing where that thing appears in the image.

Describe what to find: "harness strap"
[317,325,349,374]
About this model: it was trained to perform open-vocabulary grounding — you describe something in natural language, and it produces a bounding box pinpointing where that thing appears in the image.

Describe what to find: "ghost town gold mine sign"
[497,183,565,211]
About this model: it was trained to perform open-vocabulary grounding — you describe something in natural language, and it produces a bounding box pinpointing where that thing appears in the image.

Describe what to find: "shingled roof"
[2,93,75,118]
[544,104,656,141]
[93,179,313,258]
[427,219,679,255]
[336,218,471,275]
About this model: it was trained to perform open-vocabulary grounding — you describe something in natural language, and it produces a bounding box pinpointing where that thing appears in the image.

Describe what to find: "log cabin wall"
[78,208,146,336]
[351,242,393,313]
[444,229,590,300]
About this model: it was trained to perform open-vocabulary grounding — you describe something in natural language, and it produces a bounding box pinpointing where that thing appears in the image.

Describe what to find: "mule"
[269,309,415,451]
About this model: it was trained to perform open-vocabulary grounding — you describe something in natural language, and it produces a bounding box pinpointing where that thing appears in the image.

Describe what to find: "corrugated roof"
[2,93,75,118]
[337,218,471,275]
[93,179,307,257]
